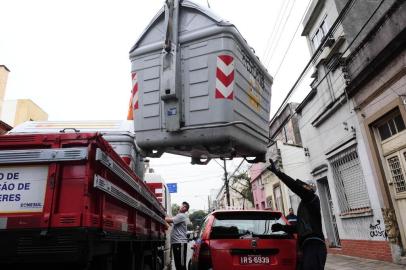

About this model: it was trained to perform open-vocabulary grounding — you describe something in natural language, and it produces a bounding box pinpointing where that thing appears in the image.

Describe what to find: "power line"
[270,0,359,121]
[270,0,386,139]
[262,0,291,62]
[272,57,405,161]
[265,0,297,69]
[298,80,406,153]
[264,0,392,168]
[273,0,313,78]
[309,0,387,97]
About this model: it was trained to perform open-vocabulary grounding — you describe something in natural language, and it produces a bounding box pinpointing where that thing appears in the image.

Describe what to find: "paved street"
[326,254,406,270]
[175,244,406,269]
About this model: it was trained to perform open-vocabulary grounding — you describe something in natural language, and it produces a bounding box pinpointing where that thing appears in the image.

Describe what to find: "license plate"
[240,255,270,264]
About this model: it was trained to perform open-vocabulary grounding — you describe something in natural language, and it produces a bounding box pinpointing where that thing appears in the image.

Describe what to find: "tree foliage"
[229,171,254,204]
[171,203,180,216]
[189,210,207,229]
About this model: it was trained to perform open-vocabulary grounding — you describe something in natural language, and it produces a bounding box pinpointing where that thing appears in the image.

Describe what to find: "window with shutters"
[329,145,371,214]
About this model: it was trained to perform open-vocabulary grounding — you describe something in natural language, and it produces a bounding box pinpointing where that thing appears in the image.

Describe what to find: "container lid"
[129,0,230,54]
[129,0,272,82]
[9,120,135,138]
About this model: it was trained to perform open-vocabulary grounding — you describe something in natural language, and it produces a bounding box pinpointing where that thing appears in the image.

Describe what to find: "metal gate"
[318,177,341,247]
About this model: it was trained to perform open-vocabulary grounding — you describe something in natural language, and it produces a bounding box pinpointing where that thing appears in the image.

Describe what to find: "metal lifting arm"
[161,0,182,132]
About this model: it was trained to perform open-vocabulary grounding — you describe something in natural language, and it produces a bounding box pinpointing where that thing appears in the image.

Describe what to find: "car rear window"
[210,212,290,239]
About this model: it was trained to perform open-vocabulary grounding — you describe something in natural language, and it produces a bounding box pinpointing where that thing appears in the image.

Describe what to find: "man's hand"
[165,216,173,224]
[271,223,284,232]
[267,159,278,173]
[164,222,170,230]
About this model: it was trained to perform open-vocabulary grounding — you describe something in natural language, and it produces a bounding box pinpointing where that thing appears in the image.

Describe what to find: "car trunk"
[209,238,296,269]
[208,211,297,269]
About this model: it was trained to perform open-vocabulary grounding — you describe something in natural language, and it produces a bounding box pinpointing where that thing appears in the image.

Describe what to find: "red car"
[189,210,297,270]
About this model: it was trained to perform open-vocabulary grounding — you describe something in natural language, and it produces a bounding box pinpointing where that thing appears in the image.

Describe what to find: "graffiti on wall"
[369,220,387,239]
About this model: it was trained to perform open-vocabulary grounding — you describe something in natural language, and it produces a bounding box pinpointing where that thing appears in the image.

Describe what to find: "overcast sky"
[0,0,313,211]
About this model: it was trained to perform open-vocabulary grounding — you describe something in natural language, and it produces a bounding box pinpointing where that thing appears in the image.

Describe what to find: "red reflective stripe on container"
[215,55,234,100]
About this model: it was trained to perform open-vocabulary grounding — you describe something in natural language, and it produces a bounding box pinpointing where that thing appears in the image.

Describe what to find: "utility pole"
[224,159,230,207]
[215,159,245,208]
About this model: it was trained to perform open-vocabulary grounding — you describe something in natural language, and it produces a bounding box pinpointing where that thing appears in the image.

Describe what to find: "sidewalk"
[326,254,406,270]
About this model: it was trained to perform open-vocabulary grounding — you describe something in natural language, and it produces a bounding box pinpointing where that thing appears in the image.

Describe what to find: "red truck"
[0,130,168,270]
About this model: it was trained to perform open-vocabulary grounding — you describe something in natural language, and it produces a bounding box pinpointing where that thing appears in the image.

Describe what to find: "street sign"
[167,183,177,193]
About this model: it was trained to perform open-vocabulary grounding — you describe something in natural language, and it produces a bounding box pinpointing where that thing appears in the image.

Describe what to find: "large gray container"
[130,0,272,164]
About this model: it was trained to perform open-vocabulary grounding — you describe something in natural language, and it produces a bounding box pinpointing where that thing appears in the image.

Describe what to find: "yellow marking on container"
[248,79,261,111]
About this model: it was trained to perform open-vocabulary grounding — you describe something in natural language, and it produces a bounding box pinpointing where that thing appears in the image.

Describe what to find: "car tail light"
[198,241,213,270]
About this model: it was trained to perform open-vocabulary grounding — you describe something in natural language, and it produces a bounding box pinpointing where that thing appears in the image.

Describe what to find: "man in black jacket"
[268,160,327,270]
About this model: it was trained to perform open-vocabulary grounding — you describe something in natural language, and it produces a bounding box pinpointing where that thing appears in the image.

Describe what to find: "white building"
[343,0,406,264]
[264,103,312,216]
[293,0,399,262]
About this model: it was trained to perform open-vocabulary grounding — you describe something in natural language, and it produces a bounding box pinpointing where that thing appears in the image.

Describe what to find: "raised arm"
[267,160,315,202]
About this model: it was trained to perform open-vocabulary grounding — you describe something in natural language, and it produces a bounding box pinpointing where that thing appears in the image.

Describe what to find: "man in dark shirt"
[286,208,298,225]
[268,160,327,270]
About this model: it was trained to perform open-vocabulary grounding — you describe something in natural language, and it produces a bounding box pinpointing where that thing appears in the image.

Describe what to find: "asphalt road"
[171,241,406,269]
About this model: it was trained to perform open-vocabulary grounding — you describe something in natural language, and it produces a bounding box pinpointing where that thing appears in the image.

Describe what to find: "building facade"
[293,0,403,263]
[0,65,48,127]
[250,162,267,209]
[344,0,406,264]
[1,99,48,127]
[252,103,311,217]
[267,103,312,216]
[0,65,10,109]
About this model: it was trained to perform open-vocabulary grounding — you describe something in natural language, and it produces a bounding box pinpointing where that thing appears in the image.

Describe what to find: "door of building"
[273,184,285,214]
[318,177,341,247]
[385,149,406,248]
[376,108,406,249]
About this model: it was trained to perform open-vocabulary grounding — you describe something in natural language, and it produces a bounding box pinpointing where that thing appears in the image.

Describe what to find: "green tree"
[171,203,180,216]
[229,171,254,205]
[189,210,207,229]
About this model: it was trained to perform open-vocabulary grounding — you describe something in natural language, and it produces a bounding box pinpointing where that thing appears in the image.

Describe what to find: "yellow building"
[0,65,10,107]
[0,65,48,127]
[1,99,48,127]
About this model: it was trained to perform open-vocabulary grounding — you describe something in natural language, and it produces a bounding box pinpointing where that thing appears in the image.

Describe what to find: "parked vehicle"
[189,210,297,270]
[0,123,169,270]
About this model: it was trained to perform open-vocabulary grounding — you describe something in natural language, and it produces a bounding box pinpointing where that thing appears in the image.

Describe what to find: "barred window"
[329,146,370,213]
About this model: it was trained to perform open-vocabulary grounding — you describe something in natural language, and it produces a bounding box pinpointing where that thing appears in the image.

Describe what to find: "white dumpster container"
[9,121,145,178]
[130,1,272,164]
